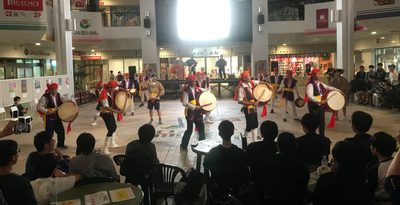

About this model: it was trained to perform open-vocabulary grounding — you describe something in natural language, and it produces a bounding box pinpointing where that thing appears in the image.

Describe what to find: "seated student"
[25,131,69,180]
[366,132,396,201]
[264,132,310,205]
[0,140,37,205]
[296,113,331,167]
[30,153,82,205]
[121,124,159,185]
[204,120,248,194]
[70,133,119,181]
[12,96,28,116]
[345,111,377,170]
[385,130,400,205]
[313,141,372,205]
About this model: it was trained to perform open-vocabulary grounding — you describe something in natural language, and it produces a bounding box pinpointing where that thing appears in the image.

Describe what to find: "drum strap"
[283,88,294,92]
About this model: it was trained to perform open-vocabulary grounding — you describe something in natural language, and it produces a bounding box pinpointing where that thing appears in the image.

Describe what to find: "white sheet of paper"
[56,199,81,205]
[22,93,27,98]
[109,188,135,202]
[84,191,110,205]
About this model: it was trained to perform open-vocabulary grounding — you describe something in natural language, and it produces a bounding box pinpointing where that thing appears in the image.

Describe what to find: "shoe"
[159,119,162,125]
[139,103,144,107]
[270,109,274,113]
[123,112,126,116]
[102,138,111,155]
[57,145,68,149]
[283,119,287,122]
[148,119,153,124]
[91,122,97,126]
[180,146,188,151]
[131,112,134,116]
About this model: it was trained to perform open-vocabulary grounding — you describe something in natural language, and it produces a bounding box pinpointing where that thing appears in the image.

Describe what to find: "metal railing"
[102,11,141,27]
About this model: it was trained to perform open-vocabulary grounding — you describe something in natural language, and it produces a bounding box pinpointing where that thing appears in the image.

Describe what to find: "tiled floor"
[3,95,400,175]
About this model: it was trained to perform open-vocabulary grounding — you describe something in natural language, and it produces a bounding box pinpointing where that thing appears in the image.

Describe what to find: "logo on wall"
[3,0,43,11]
[316,9,329,29]
[80,19,91,29]
[374,0,395,6]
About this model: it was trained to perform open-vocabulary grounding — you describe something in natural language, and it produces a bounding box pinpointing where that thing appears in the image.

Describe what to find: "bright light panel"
[177,0,231,41]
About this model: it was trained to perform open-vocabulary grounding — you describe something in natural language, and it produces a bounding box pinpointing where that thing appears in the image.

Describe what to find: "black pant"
[181,118,205,149]
[308,103,325,136]
[101,112,116,136]
[219,67,226,79]
[191,67,196,75]
[244,109,258,132]
[45,118,65,147]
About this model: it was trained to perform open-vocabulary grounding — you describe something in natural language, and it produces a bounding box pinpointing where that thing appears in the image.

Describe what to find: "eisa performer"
[120,73,136,116]
[180,75,205,151]
[278,70,300,122]
[91,80,103,126]
[98,80,123,154]
[37,83,76,148]
[305,69,340,136]
[144,73,165,124]
[196,72,211,122]
[269,68,284,113]
[237,71,258,149]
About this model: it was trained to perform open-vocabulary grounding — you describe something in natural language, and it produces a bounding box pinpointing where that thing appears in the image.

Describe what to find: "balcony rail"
[102,11,141,27]
[268,0,334,21]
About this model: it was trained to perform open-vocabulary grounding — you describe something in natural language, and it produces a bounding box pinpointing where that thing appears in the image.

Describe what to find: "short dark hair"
[277,132,297,154]
[0,140,18,166]
[34,153,58,178]
[13,96,21,102]
[332,141,360,169]
[260,120,278,141]
[377,63,383,66]
[368,65,374,68]
[301,113,319,133]
[218,120,235,140]
[34,131,53,152]
[351,111,373,133]
[76,133,96,155]
[359,65,364,69]
[371,132,397,157]
[138,124,155,143]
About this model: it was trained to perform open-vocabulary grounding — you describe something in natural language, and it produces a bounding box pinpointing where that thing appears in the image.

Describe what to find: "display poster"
[0,67,4,79]
[8,82,16,97]
[35,80,41,93]
[71,11,103,43]
[316,9,329,29]
[65,77,70,88]
[58,77,63,89]
[21,79,27,93]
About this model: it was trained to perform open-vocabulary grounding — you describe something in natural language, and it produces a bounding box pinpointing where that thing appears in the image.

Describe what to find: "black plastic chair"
[113,154,125,166]
[205,169,244,205]
[148,163,187,205]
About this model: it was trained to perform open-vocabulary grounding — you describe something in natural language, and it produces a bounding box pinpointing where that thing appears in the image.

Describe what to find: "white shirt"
[37,94,73,114]
[238,82,252,102]
[182,87,196,110]
[389,71,399,86]
[306,81,338,103]
[375,159,393,199]
[30,176,75,205]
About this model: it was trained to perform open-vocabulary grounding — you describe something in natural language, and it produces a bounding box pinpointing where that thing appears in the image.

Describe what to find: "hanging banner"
[0,0,47,31]
[72,11,103,43]
[316,9,329,29]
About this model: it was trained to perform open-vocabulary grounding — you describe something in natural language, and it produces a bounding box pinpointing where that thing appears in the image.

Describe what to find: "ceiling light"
[370,31,377,35]
[160,48,164,50]
[72,47,75,50]
[380,36,386,39]
[35,42,41,46]
[282,43,287,46]
[91,49,95,52]
[391,40,396,43]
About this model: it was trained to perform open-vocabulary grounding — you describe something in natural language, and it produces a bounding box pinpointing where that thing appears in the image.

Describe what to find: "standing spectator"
[313,141,372,205]
[264,132,310,205]
[389,64,399,86]
[0,140,37,205]
[297,1,305,20]
[185,56,198,75]
[109,70,115,81]
[296,113,331,167]
[215,55,227,79]
[366,132,396,201]
[356,65,367,81]
[345,111,377,170]
[376,63,387,82]
[116,71,123,82]
[70,133,119,181]
[330,69,351,120]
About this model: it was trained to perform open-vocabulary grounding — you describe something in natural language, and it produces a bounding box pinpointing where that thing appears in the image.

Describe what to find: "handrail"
[101,11,141,27]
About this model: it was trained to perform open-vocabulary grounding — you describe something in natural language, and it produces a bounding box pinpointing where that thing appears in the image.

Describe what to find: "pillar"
[140,0,159,76]
[251,0,269,76]
[336,0,355,80]
[53,0,74,95]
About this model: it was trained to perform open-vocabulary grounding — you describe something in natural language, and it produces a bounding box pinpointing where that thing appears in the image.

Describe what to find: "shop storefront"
[375,47,400,71]
[0,58,57,80]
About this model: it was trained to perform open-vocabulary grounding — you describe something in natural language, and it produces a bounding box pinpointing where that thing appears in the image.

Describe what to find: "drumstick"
[326,93,337,101]
[122,90,129,111]
[201,103,212,107]
[258,89,266,101]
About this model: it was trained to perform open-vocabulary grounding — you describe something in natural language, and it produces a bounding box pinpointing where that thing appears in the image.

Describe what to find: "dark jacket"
[296,133,331,166]
[345,133,378,170]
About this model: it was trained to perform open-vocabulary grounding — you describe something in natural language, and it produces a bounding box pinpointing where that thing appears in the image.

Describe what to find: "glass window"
[25,67,33,78]
[33,59,40,64]
[25,59,32,64]
[17,67,25,78]
[16,59,23,63]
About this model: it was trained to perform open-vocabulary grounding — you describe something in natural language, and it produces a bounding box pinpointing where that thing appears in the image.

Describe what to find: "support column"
[336,0,355,80]
[251,0,268,76]
[140,0,159,76]
[53,0,74,95]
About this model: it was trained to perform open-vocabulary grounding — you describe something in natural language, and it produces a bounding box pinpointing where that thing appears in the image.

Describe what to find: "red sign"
[316,9,329,29]
[81,56,101,60]
[3,0,43,11]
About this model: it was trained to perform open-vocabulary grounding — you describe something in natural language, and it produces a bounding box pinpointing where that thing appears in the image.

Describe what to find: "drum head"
[115,91,132,110]
[253,84,272,102]
[199,92,217,112]
[58,102,78,122]
[295,98,305,107]
[326,91,345,111]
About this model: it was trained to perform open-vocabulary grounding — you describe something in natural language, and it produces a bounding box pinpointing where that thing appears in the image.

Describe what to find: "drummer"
[37,83,76,149]
[120,73,136,116]
[143,73,165,124]
[237,71,259,149]
[98,80,123,154]
[269,68,284,113]
[278,70,300,122]
[196,72,211,122]
[329,69,350,120]
[306,69,340,137]
[180,75,205,151]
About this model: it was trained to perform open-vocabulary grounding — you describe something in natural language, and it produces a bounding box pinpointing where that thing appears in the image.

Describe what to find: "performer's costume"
[121,74,136,116]
[138,75,148,107]
[237,71,258,149]
[180,75,205,150]
[278,71,300,121]
[91,81,103,126]
[196,72,211,122]
[269,74,283,113]
[99,81,120,154]
[146,78,165,124]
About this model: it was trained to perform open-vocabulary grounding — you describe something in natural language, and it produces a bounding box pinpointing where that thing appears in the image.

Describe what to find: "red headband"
[187,75,196,82]
[241,71,250,79]
[311,69,320,76]
[96,81,103,87]
[107,80,118,88]
[47,83,58,90]
[196,71,203,76]
[124,73,129,77]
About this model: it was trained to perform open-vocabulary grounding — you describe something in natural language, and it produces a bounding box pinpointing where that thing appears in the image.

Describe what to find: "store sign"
[374,0,395,5]
[3,0,43,11]
[72,11,103,43]
[316,9,329,29]
[81,56,101,60]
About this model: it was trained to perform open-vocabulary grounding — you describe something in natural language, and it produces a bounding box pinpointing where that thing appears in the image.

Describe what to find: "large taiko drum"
[322,90,345,111]
[295,97,305,108]
[115,90,132,110]
[253,83,273,102]
[198,92,217,112]
[58,101,79,122]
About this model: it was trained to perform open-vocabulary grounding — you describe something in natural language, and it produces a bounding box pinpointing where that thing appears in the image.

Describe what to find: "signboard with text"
[0,0,46,30]
[3,0,43,11]
[72,11,103,43]
[316,9,329,29]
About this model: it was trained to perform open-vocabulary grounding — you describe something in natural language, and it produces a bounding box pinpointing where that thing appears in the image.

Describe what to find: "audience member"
[389,64,399,86]
[384,129,400,205]
[121,124,159,185]
[264,132,309,205]
[25,131,69,180]
[366,132,396,201]
[376,63,387,82]
[367,65,375,80]
[356,65,367,81]
[313,141,372,205]
[345,111,377,170]
[12,96,28,116]
[70,133,119,181]
[0,140,37,205]
[30,153,81,205]
[204,120,248,194]
[296,113,331,167]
